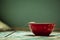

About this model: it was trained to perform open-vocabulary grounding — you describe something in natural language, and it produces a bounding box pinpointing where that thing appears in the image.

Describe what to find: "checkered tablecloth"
[0,31,60,40]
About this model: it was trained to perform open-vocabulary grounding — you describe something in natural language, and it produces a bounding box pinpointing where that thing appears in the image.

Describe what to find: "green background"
[0,0,60,28]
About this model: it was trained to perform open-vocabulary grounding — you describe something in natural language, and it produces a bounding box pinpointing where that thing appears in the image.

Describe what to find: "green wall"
[0,0,1,19]
[0,0,60,28]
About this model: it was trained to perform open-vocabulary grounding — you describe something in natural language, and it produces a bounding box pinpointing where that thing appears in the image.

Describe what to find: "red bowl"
[29,23,55,36]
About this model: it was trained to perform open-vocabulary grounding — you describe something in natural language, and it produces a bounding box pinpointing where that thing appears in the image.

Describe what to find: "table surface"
[0,31,60,40]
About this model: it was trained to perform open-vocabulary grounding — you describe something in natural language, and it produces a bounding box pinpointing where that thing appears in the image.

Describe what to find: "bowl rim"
[29,23,55,24]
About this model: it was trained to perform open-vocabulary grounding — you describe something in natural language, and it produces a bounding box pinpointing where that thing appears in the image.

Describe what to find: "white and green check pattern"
[0,31,60,40]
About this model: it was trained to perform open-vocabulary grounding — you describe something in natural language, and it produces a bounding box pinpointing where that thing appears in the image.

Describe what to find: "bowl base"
[35,34,49,36]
